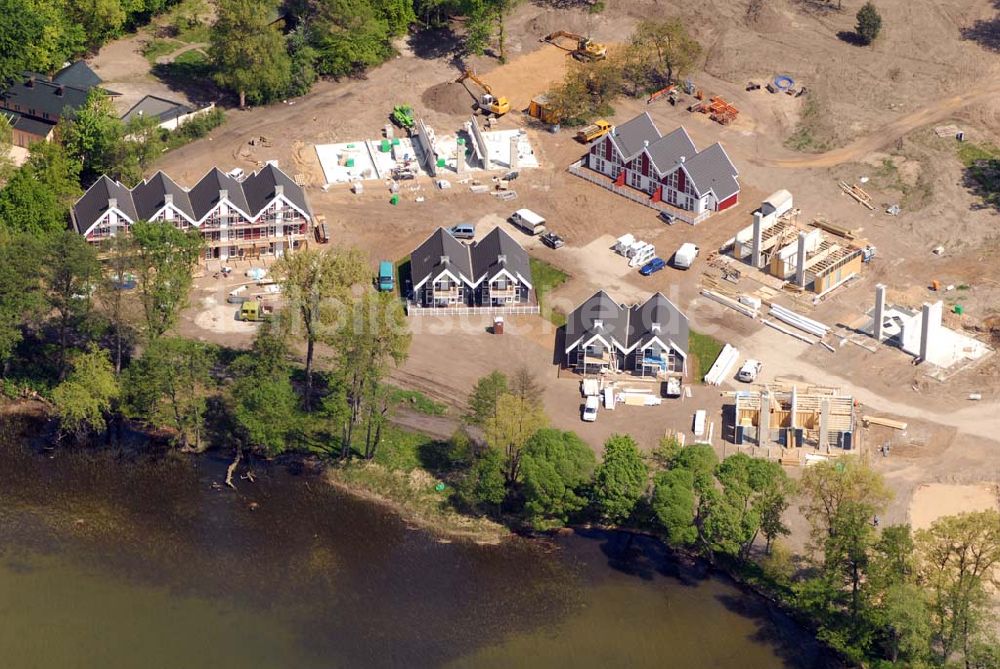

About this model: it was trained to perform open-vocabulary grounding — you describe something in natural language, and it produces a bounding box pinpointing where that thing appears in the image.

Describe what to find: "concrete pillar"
[759,390,770,445]
[509,136,519,170]
[919,303,932,363]
[456,140,466,174]
[795,231,807,288]
[874,284,886,342]
[789,386,798,428]
[751,211,763,268]
[819,399,830,449]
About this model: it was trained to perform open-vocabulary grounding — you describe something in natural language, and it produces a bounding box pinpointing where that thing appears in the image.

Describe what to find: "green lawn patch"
[530,257,569,326]
[387,386,448,416]
[173,49,208,66]
[957,142,1000,208]
[142,38,178,64]
[688,330,724,382]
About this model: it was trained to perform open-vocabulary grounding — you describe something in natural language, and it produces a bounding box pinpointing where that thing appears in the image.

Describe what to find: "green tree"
[273,246,367,409]
[51,345,119,439]
[0,232,43,375]
[868,583,931,666]
[124,337,215,449]
[95,233,139,374]
[484,392,546,485]
[592,434,648,525]
[631,19,702,87]
[61,89,125,185]
[467,370,508,425]
[0,141,83,236]
[711,454,794,562]
[457,445,507,513]
[130,220,203,341]
[307,0,393,78]
[651,467,697,545]
[520,428,596,529]
[799,457,892,552]
[855,2,882,45]
[464,0,522,62]
[917,510,1000,664]
[211,0,293,107]
[231,323,299,455]
[42,231,101,380]
[0,0,43,87]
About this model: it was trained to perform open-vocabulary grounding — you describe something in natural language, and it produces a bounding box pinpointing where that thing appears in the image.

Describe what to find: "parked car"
[639,257,668,276]
[377,261,395,292]
[582,395,600,422]
[449,223,476,240]
[541,232,565,249]
[509,208,546,236]
[672,242,700,270]
[693,409,707,437]
[503,170,520,181]
[662,377,681,398]
[658,210,676,225]
[737,359,762,383]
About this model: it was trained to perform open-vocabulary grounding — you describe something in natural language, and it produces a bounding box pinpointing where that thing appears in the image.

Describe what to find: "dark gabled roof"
[188,168,251,221]
[609,112,660,159]
[564,290,629,353]
[242,163,311,218]
[627,292,689,356]
[1,75,92,121]
[470,227,532,287]
[410,228,474,289]
[680,142,739,200]
[131,171,195,222]
[121,95,193,125]
[72,176,137,234]
[645,126,697,174]
[1,109,54,138]
[52,61,102,89]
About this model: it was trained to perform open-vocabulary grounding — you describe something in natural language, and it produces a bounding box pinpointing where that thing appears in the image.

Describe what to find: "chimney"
[108,197,117,209]
[56,85,64,97]
[497,254,506,265]
[651,322,661,333]
[164,193,173,206]
[594,319,604,329]
[275,184,284,197]
[643,139,649,147]
[219,189,228,201]
[440,255,449,264]
[680,155,686,163]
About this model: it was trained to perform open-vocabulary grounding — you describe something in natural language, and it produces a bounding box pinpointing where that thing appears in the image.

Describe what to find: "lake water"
[0,427,834,668]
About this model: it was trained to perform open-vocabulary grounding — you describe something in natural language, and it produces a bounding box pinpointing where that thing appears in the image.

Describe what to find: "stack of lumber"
[838,181,875,210]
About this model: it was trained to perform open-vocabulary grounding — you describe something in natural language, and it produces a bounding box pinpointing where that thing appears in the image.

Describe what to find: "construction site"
[146,0,1000,540]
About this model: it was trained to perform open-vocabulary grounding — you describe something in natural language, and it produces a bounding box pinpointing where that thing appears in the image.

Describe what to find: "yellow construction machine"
[455,69,510,117]
[542,30,607,62]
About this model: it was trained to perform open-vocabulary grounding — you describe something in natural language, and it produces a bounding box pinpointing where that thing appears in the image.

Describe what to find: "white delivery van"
[582,395,599,422]
[510,209,546,236]
[673,243,700,270]
[693,409,707,437]
[581,378,600,397]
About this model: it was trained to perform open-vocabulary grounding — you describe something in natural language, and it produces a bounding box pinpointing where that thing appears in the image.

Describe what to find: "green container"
[380,139,391,152]
[457,137,465,145]
[391,138,401,146]
[436,158,446,167]
[390,195,399,205]
[346,143,355,148]
[345,158,355,168]
[954,304,964,315]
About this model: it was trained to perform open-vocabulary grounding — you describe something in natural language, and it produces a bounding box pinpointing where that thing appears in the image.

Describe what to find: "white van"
[582,396,599,422]
[693,409,707,437]
[510,208,546,236]
[673,243,700,270]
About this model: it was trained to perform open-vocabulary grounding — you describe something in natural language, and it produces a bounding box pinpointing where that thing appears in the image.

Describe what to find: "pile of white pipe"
[704,343,740,386]
[769,304,829,338]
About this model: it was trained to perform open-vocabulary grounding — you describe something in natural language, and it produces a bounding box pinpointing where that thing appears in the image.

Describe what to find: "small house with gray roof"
[564,291,689,377]
[409,227,534,310]
[579,112,739,223]
[71,163,311,262]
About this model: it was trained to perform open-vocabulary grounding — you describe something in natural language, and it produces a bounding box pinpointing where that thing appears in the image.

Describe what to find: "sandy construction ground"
[910,483,1000,530]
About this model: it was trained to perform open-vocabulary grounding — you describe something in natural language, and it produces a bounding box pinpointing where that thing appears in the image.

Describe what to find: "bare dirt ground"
[910,483,1000,530]
[156,0,1000,535]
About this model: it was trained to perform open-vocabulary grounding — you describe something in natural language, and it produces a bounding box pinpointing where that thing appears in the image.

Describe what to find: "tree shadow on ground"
[962,159,1000,212]
[407,26,463,60]
[962,13,1000,52]
[151,60,219,105]
[836,30,867,46]
[788,0,842,17]
[715,592,842,669]
[572,526,706,585]
[529,0,595,8]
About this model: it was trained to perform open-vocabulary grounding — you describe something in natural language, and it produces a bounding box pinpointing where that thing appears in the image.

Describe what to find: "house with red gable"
[574,112,740,224]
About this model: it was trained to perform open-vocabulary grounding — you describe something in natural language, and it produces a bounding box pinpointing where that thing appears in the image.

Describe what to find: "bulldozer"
[455,69,510,117]
[541,30,607,62]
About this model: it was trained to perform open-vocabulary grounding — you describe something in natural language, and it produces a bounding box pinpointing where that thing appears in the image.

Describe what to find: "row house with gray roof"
[409,227,534,310]
[564,291,689,377]
[71,164,312,261]
[582,112,739,222]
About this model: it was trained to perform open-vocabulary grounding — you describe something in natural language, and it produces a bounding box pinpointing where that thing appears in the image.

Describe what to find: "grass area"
[173,49,208,66]
[175,23,210,45]
[785,96,836,153]
[530,257,569,327]
[142,38,178,64]
[688,330,724,382]
[387,386,448,416]
[957,142,1000,208]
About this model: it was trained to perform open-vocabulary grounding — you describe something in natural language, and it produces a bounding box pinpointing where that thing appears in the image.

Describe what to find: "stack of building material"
[704,344,740,385]
[769,304,830,338]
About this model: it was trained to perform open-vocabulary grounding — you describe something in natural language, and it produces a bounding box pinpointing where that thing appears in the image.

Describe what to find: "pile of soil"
[421,82,476,116]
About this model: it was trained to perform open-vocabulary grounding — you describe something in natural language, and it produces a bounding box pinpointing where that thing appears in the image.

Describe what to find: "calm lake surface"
[0,429,835,669]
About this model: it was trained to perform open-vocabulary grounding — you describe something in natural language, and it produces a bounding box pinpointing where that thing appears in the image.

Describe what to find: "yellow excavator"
[541,30,607,62]
[455,69,510,117]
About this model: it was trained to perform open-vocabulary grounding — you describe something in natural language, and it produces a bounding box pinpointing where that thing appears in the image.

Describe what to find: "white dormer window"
[594,319,604,329]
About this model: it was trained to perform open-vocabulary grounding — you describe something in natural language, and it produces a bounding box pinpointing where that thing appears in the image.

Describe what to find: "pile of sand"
[421,82,476,116]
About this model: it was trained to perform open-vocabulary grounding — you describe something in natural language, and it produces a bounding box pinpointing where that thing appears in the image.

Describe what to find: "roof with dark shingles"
[1,76,91,121]
[1,109,54,138]
[52,61,103,89]
[188,168,251,221]
[72,176,137,234]
[132,171,195,222]
[627,292,689,356]
[121,95,193,125]
[410,228,474,290]
[683,142,739,200]
[609,112,660,159]
[469,227,532,287]
[564,291,630,353]
[242,163,311,217]
[645,126,697,174]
